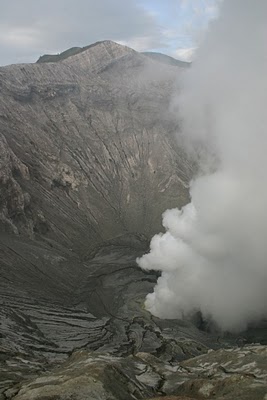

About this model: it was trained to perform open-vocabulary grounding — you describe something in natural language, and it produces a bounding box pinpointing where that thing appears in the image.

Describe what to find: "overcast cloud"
[0,0,219,66]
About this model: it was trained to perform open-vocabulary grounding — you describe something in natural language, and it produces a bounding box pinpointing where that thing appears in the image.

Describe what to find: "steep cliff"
[0,40,192,254]
[0,41,265,399]
[0,40,194,396]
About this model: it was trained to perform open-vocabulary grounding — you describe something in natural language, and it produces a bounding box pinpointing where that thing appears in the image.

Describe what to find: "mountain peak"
[36,40,133,64]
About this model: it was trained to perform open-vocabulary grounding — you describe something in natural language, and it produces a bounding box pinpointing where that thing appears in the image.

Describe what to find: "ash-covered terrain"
[0,41,266,400]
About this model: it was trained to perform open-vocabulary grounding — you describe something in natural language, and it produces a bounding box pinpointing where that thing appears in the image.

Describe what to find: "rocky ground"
[7,345,267,400]
[0,41,266,399]
[1,235,266,399]
[0,40,192,252]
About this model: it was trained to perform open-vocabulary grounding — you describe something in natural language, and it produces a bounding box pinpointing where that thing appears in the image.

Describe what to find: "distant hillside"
[142,51,190,68]
[36,41,189,67]
[36,41,107,63]
[1,39,266,400]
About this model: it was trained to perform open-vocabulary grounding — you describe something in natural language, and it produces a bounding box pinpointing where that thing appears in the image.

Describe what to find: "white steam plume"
[137,0,267,332]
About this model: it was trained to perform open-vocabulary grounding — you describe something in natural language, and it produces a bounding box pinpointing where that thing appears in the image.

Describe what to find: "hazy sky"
[0,0,219,66]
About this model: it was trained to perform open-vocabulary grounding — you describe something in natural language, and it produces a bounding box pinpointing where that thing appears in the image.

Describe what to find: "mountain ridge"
[36,40,134,64]
[36,40,190,68]
[0,39,266,400]
[0,40,192,253]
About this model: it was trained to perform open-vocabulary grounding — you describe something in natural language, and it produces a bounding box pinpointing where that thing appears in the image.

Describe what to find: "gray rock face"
[0,41,193,396]
[0,40,192,254]
[0,236,216,396]
[0,133,31,235]
[1,236,266,398]
[0,41,266,399]
[6,345,267,400]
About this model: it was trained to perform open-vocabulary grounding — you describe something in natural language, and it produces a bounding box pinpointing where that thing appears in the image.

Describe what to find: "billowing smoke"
[137,0,267,332]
